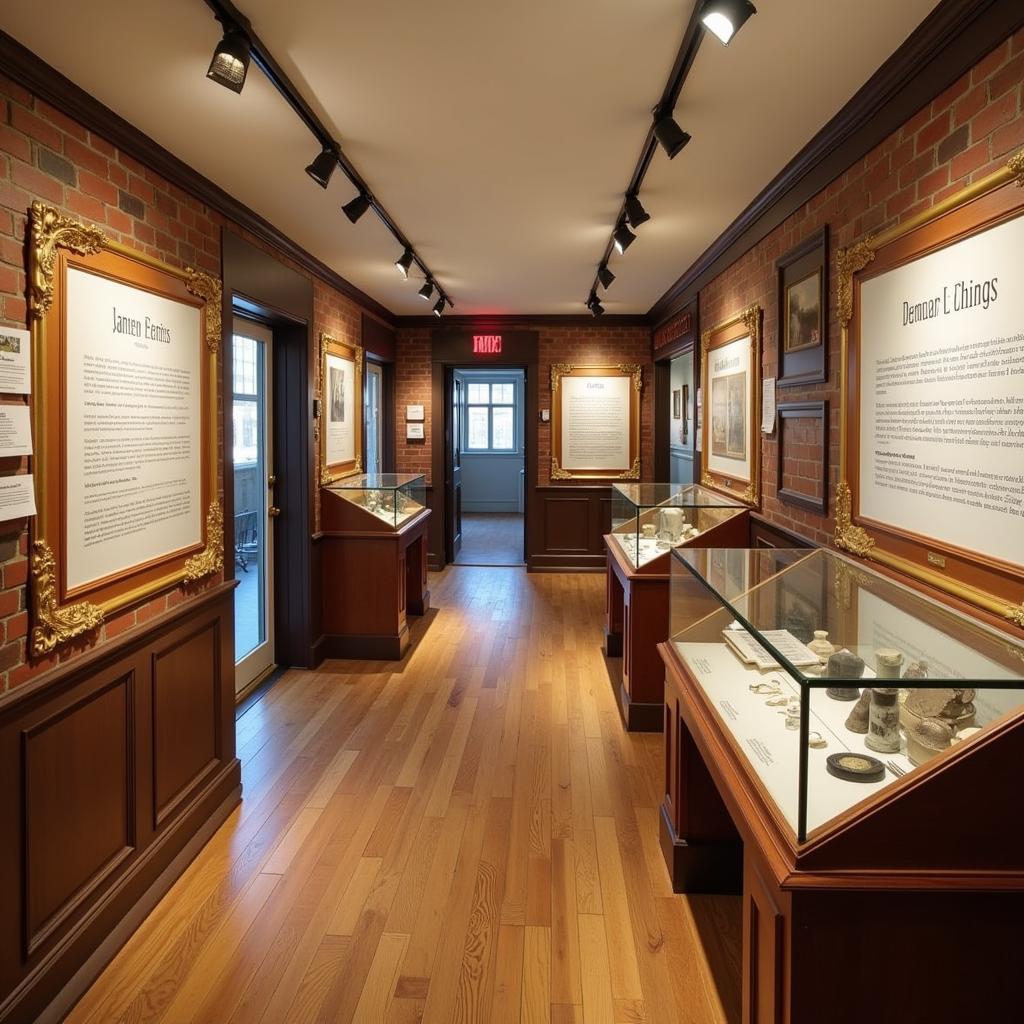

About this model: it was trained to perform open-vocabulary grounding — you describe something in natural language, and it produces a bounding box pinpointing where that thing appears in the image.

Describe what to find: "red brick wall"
[0,72,382,693]
[698,29,1024,545]
[394,324,654,486]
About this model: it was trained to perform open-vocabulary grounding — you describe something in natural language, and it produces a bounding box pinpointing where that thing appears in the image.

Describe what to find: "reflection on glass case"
[670,546,1024,841]
[326,473,426,529]
[610,483,747,569]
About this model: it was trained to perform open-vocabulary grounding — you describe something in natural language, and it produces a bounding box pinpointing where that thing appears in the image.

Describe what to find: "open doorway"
[450,367,526,565]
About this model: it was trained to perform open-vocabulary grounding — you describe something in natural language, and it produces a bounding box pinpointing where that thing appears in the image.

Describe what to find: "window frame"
[461,375,520,455]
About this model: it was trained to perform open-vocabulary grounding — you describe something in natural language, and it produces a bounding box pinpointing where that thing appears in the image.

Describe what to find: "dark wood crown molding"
[0,28,397,326]
[395,313,652,330]
[648,0,1024,327]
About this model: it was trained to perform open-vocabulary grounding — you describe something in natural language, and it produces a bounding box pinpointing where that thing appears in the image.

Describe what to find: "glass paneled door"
[232,319,275,695]
[365,361,383,475]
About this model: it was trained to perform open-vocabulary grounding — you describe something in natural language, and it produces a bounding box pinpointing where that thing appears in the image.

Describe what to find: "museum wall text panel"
[695,27,1024,547]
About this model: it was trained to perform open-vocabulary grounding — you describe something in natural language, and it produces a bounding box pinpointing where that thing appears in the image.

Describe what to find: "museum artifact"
[865,687,901,753]
[808,630,835,661]
[904,660,929,680]
[875,648,904,679]
[807,731,828,749]
[845,688,871,733]
[903,688,976,732]
[826,752,886,783]
[906,717,953,766]
[824,650,864,700]
[784,698,801,730]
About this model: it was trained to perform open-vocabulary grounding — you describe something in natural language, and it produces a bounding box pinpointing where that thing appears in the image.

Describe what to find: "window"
[463,378,518,453]
[232,333,260,464]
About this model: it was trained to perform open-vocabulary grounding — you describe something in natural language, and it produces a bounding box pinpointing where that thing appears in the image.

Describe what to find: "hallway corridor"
[67,568,740,1024]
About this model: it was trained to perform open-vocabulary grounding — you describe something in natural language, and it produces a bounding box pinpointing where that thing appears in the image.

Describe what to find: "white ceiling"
[0,0,940,315]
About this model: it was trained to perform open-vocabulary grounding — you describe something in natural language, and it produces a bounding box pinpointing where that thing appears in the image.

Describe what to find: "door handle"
[268,475,276,487]
[268,506,281,518]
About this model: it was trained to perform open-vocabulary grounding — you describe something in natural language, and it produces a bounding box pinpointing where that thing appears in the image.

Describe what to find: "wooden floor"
[67,567,740,1024]
[453,513,525,566]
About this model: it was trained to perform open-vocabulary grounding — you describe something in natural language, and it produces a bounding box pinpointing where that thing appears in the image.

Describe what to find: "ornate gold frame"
[318,331,363,485]
[28,201,222,656]
[550,363,642,480]
[835,150,1024,627]
[700,304,761,506]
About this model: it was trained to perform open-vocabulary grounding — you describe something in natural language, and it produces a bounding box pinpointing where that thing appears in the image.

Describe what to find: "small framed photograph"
[406,404,424,422]
[672,388,682,420]
[680,384,689,444]
[406,422,425,440]
[776,226,828,387]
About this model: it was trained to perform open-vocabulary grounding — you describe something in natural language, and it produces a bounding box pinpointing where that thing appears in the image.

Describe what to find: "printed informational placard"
[0,404,32,456]
[859,214,1024,569]
[406,404,424,422]
[324,351,356,467]
[0,326,31,394]
[406,423,424,440]
[707,333,753,483]
[64,266,202,592]
[560,374,630,471]
[0,473,36,519]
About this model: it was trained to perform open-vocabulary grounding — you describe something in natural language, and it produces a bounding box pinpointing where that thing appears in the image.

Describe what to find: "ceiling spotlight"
[587,293,605,317]
[305,146,338,188]
[597,265,615,289]
[700,0,757,45]
[395,248,414,279]
[342,192,370,223]
[418,279,435,301]
[624,194,650,228]
[433,294,445,317]
[207,24,251,93]
[613,220,636,255]
[653,113,691,160]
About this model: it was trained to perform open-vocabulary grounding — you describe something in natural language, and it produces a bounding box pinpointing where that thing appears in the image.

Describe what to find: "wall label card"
[0,327,31,394]
[0,404,32,456]
[0,473,36,520]
[406,423,425,440]
[406,404,425,422]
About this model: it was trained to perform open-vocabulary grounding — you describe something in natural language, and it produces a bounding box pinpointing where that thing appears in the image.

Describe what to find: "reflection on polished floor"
[454,512,525,566]
[67,567,740,1024]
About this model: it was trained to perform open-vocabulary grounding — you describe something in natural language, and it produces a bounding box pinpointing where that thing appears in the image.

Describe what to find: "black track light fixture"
[613,220,636,255]
[433,294,446,317]
[587,293,605,317]
[624,193,650,228]
[653,111,691,160]
[342,192,370,223]
[207,22,251,93]
[305,146,338,188]
[418,279,435,301]
[597,265,615,290]
[700,0,757,45]
[395,248,415,280]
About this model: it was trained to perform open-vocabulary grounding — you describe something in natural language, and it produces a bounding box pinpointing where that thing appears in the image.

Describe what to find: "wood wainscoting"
[529,486,613,572]
[0,582,240,1024]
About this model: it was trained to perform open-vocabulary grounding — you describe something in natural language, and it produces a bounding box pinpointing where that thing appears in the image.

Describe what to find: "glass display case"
[610,483,747,569]
[669,546,1024,841]
[325,473,426,529]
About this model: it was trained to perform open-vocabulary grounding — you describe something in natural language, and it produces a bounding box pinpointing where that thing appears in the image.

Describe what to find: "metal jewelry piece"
[750,682,781,695]
[807,732,828,749]
[765,694,788,706]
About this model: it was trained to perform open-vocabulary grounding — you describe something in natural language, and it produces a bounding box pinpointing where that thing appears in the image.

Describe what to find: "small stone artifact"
[784,698,801,730]
[824,651,864,701]
[874,648,904,680]
[903,660,928,679]
[844,688,871,733]
[906,717,953,766]
[808,630,835,661]
[903,688,976,732]
[826,752,885,783]
[866,687,901,753]
[641,523,656,539]
[658,507,684,543]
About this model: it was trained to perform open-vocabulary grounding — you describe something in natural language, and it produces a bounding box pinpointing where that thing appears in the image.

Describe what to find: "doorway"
[232,318,276,695]
[365,360,384,475]
[668,349,696,484]
[449,368,526,566]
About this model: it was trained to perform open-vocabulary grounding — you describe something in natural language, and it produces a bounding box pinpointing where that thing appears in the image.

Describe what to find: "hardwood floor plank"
[578,913,616,1024]
[521,925,550,1024]
[351,932,410,1023]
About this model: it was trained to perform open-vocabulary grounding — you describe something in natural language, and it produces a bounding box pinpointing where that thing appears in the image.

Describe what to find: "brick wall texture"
[395,324,654,486]
[698,28,1024,546]
[0,72,378,693]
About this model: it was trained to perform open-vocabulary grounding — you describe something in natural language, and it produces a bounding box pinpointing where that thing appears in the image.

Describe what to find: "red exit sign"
[473,334,502,354]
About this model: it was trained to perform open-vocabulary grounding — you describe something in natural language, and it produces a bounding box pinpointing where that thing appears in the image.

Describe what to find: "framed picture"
[319,332,363,484]
[680,383,689,444]
[550,363,642,480]
[672,387,682,419]
[835,151,1024,625]
[27,201,221,655]
[700,304,761,506]
[777,400,828,515]
[776,226,828,387]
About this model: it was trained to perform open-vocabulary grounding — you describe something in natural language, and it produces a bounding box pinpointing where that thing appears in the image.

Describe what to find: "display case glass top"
[325,473,426,530]
[610,483,747,569]
[669,546,1024,841]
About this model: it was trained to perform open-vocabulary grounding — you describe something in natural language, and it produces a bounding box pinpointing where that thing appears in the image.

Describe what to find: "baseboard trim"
[316,629,410,661]
[659,803,743,896]
[618,684,663,733]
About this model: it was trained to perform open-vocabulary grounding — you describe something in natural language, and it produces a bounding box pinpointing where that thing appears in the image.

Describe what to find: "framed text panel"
[836,149,1024,627]
[550,363,641,480]
[28,202,222,657]
[319,332,363,484]
[700,305,761,506]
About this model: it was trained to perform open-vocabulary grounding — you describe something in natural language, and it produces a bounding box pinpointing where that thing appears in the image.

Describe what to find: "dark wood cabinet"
[317,488,431,660]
